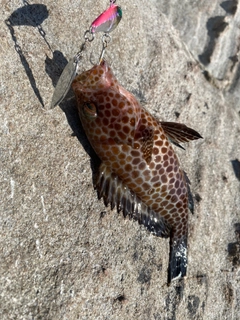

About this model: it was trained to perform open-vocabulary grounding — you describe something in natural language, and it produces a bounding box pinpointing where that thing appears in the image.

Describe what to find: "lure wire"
[51,0,121,108]
[99,33,112,64]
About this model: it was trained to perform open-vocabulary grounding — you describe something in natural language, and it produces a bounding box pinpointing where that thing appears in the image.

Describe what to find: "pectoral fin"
[161,122,202,149]
[140,127,154,164]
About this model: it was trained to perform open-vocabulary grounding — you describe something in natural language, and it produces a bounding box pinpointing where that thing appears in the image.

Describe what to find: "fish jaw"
[72,60,119,94]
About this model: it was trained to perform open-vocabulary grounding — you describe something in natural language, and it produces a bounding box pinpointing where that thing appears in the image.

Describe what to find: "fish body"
[72,60,202,283]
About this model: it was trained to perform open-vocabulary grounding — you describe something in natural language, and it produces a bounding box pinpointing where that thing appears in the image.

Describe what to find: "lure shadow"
[45,51,69,87]
[7,2,49,26]
[5,1,51,107]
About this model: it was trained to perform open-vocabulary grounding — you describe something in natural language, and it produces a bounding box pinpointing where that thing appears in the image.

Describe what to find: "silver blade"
[50,57,78,109]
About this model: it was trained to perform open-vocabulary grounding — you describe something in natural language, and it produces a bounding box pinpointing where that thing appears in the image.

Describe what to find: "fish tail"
[168,236,188,283]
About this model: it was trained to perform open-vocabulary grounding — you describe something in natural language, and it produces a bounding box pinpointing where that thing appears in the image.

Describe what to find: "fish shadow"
[61,97,101,184]
[45,43,101,181]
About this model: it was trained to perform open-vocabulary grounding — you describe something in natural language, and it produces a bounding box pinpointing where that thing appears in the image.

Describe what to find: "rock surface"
[156,0,240,113]
[1,0,240,319]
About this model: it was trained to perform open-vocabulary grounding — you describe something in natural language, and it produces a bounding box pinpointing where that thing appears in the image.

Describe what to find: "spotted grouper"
[72,60,202,283]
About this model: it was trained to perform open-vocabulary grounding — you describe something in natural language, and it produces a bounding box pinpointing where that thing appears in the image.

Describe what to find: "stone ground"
[1,0,240,319]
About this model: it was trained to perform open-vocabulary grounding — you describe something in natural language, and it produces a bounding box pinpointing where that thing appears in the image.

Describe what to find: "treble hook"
[99,33,112,64]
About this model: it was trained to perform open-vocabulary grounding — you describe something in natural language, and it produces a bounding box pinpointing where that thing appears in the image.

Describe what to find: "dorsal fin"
[94,163,171,238]
[161,122,202,149]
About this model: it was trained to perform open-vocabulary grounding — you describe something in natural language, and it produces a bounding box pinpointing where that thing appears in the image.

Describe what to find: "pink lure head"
[91,4,122,34]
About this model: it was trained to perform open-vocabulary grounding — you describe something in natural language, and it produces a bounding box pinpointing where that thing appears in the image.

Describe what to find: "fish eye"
[83,102,97,119]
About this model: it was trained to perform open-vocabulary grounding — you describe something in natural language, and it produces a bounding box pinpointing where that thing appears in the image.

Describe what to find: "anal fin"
[94,163,171,238]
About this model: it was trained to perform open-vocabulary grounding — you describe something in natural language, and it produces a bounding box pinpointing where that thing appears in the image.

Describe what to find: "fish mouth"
[98,59,113,88]
[72,59,112,93]
[99,59,109,72]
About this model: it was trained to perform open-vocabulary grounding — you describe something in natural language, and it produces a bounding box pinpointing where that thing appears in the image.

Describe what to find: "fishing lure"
[51,1,202,283]
[91,2,122,33]
[51,0,122,109]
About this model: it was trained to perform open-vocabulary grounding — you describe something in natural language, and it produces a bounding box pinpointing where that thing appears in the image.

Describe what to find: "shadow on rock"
[220,0,238,15]
[231,159,240,181]
[227,223,240,267]
[5,1,51,107]
[199,16,228,66]
[46,54,101,187]
[45,51,69,87]
[7,1,48,26]
[61,98,101,187]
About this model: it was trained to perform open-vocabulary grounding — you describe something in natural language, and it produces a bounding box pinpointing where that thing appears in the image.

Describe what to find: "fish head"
[72,60,118,96]
[72,60,122,123]
[72,60,140,153]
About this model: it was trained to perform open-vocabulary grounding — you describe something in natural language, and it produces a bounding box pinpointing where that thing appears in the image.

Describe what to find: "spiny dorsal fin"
[94,163,171,238]
[161,122,202,149]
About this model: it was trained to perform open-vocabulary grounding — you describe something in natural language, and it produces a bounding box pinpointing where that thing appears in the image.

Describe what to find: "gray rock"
[1,0,240,319]
[155,0,240,114]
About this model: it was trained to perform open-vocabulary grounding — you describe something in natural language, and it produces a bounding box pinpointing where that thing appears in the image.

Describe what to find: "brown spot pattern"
[72,60,190,252]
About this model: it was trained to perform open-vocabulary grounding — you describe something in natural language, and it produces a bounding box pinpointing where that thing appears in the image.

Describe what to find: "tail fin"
[168,237,188,283]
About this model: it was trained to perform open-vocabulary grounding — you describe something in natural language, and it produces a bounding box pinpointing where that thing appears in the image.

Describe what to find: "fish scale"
[72,60,202,283]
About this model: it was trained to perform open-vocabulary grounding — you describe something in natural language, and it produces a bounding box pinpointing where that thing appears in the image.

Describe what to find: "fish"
[71,60,202,283]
